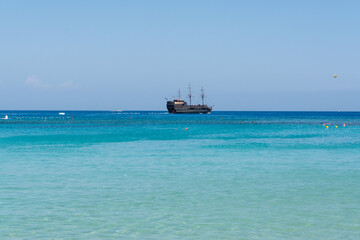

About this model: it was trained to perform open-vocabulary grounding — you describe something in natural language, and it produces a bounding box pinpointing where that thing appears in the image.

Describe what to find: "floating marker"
[185,128,188,130]
[335,126,338,128]
[333,74,338,78]
[326,126,329,129]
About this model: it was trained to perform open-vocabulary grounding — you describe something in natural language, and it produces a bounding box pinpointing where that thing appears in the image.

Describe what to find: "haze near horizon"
[0,0,359,111]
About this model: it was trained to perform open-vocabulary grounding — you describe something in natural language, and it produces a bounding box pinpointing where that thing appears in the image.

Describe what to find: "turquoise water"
[1,111,359,239]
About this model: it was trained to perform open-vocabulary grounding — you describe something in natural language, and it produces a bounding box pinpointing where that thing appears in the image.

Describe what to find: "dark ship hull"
[167,101,212,114]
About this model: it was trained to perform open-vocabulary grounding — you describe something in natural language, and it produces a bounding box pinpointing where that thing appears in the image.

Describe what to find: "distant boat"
[166,85,213,114]
[59,112,65,115]
[2,115,8,120]
[116,110,123,112]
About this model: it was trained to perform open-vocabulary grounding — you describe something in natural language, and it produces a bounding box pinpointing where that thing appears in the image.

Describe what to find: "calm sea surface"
[0,111,359,239]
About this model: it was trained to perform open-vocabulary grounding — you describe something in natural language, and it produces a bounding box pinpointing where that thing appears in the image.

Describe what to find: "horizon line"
[1,110,360,112]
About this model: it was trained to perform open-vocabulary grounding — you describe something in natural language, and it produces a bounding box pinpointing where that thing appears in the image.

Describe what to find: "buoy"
[335,126,338,128]
[333,74,337,78]
[185,128,188,130]
[220,117,223,119]
[326,126,329,129]
[343,123,346,127]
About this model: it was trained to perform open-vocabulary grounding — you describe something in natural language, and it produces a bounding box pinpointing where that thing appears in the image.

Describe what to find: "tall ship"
[166,85,213,114]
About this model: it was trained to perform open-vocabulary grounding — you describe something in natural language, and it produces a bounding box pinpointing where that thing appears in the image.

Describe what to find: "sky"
[0,0,359,111]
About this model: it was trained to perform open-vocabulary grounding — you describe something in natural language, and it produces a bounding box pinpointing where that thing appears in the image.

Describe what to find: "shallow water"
[1,111,359,239]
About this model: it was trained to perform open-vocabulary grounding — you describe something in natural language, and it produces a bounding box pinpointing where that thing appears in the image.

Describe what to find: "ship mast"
[200,87,205,105]
[188,84,192,106]
[178,88,181,100]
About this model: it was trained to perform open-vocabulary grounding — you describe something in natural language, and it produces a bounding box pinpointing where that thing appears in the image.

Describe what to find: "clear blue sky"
[0,0,359,110]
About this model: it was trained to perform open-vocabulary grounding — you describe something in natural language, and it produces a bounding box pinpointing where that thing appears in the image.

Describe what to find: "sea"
[0,111,359,239]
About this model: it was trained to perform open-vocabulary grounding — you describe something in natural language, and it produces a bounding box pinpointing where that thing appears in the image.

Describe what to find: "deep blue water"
[1,111,359,239]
